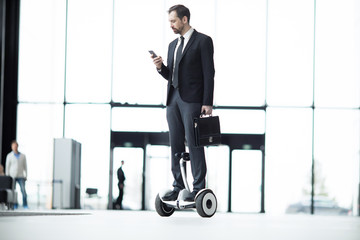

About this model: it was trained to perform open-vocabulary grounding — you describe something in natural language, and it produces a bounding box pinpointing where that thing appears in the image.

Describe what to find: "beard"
[172,27,180,34]
[172,24,183,34]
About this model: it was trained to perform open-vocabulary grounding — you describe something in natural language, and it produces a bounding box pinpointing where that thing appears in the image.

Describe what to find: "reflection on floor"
[0,210,359,240]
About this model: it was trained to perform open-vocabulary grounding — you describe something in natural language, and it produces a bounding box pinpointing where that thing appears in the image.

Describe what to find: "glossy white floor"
[0,210,359,240]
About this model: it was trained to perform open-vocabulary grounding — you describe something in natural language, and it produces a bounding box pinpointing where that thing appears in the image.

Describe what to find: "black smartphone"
[149,50,158,58]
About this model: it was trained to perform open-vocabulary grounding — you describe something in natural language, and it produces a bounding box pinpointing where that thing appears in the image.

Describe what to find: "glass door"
[231,149,263,213]
[144,145,230,212]
[112,147,143,210]
[206,145,230,212]
[144,145,172,210]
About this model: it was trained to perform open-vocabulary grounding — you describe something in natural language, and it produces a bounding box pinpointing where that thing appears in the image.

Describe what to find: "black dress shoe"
[184,191,198,202]
[162,190,179,201]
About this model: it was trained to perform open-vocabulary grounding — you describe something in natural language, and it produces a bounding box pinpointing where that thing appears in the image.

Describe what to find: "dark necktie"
[172,36,184,88]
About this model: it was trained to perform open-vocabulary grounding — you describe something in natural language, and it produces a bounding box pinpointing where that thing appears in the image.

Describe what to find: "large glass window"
[266,0,314,107]
[64,104,111,199]
[265,107,313,214]
[313,109,359,215]
[216,0,267,106]
[231,150,263,213]
[112,0,217,105]
[111,107,167,132]
[213,109,265,134]
[16,103,64,208]
[18,0,66,103]
[315,0,360,108]
[16,0,360,215]
[112,0,165,104]
[65,0,113,103]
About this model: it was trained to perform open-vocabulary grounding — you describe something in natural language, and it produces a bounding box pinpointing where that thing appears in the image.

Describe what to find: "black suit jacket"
[159,30,215,106]
[117,167,125,184]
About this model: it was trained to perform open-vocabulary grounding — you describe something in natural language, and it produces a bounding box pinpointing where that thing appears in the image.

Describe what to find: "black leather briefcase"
[193,115,221,147]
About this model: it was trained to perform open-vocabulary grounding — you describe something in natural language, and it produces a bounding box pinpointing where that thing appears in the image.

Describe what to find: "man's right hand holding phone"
[149,51,163,70]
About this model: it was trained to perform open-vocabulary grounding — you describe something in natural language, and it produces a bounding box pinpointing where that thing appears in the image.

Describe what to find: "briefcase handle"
[200,112,212,118]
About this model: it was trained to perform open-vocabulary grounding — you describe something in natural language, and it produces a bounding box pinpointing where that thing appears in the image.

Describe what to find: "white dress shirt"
[173,27,194,69]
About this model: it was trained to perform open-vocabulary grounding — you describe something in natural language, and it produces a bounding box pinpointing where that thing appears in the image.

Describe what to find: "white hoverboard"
[155,152,217,218]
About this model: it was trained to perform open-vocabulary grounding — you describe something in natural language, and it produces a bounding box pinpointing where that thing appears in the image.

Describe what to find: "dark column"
[141,145,146,210]
[228,148,232,212]
[260,145,265,213]
[0,0,20,167]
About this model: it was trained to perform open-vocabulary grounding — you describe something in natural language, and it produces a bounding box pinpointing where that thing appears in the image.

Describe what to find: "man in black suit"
[115,160,125,209]
[151,5,215,202]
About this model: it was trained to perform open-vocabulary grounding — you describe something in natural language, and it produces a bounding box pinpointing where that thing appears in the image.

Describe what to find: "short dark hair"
[168,5,190,23]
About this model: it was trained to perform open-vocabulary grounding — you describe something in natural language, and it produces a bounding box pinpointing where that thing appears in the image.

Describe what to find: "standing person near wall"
[5,140,28,209]
[114,160,125,210]
[151,4,215,202]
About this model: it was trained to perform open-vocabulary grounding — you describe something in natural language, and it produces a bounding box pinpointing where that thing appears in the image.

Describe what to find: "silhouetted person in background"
[5,140,28,209]
[115,160,125,210]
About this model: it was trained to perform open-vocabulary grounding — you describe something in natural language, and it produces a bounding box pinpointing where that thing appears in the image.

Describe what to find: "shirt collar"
[180,27,194,42]
[13,151,20,158]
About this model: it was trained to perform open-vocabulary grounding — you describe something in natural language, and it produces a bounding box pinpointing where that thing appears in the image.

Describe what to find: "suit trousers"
[166,88,207,192]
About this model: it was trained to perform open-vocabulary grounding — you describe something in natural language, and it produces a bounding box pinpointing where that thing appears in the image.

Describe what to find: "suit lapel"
[179,30,197,62]
[168,40,177,70]
[168,30,198,70]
